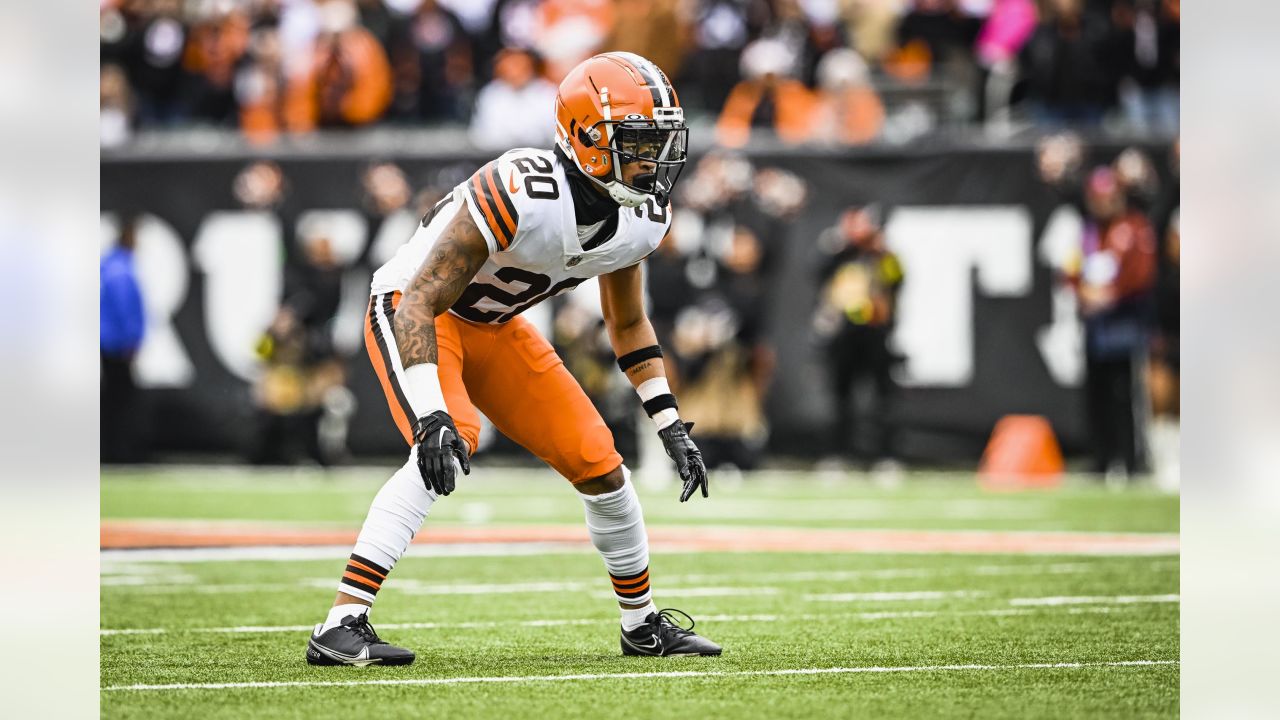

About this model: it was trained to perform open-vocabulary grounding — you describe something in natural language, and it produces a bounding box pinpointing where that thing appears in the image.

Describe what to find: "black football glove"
[658,420,708,502]
[411,410,470,497]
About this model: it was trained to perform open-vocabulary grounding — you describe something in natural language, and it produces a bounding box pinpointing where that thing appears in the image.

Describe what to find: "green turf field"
[101,466,1179,719]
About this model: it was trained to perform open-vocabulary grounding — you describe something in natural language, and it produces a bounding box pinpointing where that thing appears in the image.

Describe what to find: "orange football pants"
[364,292,622,484]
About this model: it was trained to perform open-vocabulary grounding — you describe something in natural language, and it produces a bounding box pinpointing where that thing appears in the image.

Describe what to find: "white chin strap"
[605,181,649,208]
[584,170,648,207]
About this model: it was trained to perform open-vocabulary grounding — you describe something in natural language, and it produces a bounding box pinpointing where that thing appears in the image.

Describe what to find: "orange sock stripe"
[609,568,650,586]
[342,571,381,591]
[346,559,387,580]
[611,572,650,590]
[611,573,650,586]
[615,582,651,598]
[610,567,650,582]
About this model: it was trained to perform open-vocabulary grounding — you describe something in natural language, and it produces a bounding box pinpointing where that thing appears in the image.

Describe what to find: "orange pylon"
[978,415,1065,490]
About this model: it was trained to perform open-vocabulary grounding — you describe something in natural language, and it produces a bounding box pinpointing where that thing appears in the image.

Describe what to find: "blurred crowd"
[101,0,1179,148]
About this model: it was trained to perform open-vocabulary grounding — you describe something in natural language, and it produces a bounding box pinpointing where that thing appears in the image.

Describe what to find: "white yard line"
[635,498,1050,521]
[112,583,293,595]
[102,659,1178,692]
[1008,594,1180,606]
[804,590,985,602]
[102,559,1179,595]
[100,543,594,563]
[99,605,1139,637]
[101,574,200,586]
[604,587,781,599]
[107,580,785,597]
[666,562,1111,584]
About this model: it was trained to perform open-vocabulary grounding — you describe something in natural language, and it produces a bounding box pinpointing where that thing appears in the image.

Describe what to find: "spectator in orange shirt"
[183,1,250,124]
[812,48,884,145]
[236,1,393,142]
[532,0,616,82]
[236,24,316,142]
[716,38,820,147]
[604,0,689,84]
[312,0,394,128]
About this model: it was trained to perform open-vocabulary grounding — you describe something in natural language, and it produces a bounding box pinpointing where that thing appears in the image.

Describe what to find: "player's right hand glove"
[411,410,470,497]
[658,420,709,502]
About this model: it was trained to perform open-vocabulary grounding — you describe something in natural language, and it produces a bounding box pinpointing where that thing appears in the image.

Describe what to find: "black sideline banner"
[101,143,1166,464]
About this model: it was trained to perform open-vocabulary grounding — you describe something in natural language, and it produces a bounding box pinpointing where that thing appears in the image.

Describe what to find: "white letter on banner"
[884,206,1032,387]
[1034,204,1085,386]
[192,211,283,381]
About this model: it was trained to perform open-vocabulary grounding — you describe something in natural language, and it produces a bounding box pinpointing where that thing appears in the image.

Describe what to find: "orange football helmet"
[555,52,688,207]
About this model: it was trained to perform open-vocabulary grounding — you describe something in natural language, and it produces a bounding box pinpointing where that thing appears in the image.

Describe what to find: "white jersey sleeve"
[461,150,559,255]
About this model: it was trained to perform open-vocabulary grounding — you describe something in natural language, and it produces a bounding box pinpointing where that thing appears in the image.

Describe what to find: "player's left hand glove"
[658,420,708,502]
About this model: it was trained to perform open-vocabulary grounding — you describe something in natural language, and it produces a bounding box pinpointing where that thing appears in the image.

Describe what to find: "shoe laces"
[652,608,697,639]
[344,614,385,645]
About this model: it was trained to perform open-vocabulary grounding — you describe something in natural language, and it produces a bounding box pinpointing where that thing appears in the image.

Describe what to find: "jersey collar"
[554,145,619,226]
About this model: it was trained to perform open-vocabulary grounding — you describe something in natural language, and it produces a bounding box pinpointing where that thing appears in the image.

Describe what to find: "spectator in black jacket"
[813,206,904,467]
[1019,0,1123,126]
[1113,0,1180,132]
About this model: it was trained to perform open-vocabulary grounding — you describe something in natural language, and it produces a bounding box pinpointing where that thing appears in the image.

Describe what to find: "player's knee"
[577,464,626,495]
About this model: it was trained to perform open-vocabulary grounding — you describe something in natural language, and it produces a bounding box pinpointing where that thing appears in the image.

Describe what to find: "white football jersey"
[371,148,671,324]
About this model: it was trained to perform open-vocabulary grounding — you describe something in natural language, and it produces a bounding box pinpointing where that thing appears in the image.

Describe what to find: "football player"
[306,52,721,666]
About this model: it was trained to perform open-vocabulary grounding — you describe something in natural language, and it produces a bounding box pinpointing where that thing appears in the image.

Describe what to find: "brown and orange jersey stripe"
[466,161,520,250]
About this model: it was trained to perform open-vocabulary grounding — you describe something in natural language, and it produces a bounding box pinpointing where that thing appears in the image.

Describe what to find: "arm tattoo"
[394,212,489,368]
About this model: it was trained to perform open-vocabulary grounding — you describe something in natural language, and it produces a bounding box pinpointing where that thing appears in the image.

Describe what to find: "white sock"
[621,602,657,631]
[579,467,653,607]
[336,450,437,603]
[319,603,369,634]
[352,452,436,571]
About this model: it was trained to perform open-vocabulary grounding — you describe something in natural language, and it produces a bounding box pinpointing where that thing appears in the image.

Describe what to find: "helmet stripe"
[646,62,672,109]
[611,52,665,110]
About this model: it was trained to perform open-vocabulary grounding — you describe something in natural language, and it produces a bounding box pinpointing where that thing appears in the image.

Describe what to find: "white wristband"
[635,377,671,402]
[635,377,680,430]
[650,408,680,430]
[404,363,447,418]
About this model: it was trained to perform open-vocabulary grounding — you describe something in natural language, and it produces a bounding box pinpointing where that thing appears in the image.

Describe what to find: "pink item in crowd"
[975,0,1038,66]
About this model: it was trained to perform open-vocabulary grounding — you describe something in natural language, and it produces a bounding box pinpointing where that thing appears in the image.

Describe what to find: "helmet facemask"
[580,107,687,207]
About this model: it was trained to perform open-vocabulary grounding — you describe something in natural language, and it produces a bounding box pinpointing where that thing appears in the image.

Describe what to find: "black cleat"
[621,608,722,657]
[306,614,415,667]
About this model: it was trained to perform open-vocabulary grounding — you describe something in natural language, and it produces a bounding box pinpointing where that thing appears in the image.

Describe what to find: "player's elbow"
[605,312,652,345]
